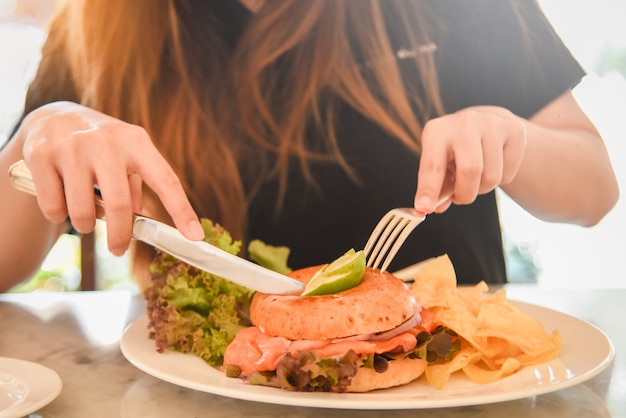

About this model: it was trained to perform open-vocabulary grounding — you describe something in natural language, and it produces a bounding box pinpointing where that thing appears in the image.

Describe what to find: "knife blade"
[8,159,305,295]
[131,215,304,294]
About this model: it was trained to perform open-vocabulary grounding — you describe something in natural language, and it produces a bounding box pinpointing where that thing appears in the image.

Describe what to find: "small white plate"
[121,302,614,410]
[0,357,62,418]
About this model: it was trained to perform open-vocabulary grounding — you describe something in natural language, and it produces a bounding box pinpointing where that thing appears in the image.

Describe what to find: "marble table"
[0,285,623,418]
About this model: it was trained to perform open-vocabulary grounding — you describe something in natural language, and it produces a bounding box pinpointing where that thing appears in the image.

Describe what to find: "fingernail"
[414,196,434,213]
[110,247,126,257]
[187,219,205,240]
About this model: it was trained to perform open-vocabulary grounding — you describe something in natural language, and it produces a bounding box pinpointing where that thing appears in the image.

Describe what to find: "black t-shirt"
[230,1,585,284]
[15,1,585,285]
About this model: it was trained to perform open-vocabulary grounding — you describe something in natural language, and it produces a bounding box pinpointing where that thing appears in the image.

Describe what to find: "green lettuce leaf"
[144,219,255,367]
[247,239,292,275]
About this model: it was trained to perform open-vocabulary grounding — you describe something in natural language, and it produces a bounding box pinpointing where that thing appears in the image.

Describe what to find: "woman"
[0,0,619,290]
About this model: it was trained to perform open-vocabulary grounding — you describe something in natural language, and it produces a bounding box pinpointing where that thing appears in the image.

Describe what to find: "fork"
[364,189,454,273]
[363,208,426,273]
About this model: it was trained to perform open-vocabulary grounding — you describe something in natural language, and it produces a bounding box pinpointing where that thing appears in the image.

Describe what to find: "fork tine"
[363,208,425,273]
[378,220,420,272]
[363,213,397,260]
[369,217,411,270]
[364,214,394,257]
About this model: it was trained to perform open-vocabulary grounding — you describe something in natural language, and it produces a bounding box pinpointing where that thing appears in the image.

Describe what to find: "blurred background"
[498,0,626,288]
[1,0,624,292]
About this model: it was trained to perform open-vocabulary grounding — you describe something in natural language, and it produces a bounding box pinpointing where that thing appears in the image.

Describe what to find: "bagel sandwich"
[222,266,459,392]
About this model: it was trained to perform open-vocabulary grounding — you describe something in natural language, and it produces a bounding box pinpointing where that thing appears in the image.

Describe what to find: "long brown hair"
[26,0,445,280]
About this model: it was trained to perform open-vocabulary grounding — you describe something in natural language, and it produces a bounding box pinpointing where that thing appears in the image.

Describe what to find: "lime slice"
[302,249,366,296]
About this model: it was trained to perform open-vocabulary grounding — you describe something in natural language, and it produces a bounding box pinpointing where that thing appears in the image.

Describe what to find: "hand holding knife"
[8,160,304,295]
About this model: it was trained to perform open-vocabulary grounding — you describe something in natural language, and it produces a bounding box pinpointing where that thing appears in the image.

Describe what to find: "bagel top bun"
[250,266,417,340]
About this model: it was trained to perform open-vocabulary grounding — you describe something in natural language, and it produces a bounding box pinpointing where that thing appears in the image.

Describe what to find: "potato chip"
[456,281,490,315]
[462,357,521,384]
[411,255,457,308]
[423,347,482,390]
[408,254,561,389]
[474,300,558,357]
[432,302,479,344]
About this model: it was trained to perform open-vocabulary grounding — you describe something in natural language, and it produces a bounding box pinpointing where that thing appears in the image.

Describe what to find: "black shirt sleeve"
[432,0,586,118]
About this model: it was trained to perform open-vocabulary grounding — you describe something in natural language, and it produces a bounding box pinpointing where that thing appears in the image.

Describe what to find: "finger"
[95,169,135,256]
[62,169,98,234]
[414,172,455,217]
[450,130,483,204]
[136,154,204,240]
[414,121,450,214]
[439,170,456,201]
[28,163,70,224]
[128,173,143,214]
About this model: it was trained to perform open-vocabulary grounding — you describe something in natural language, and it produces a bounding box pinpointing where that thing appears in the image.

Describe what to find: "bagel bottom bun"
[223,265,430,393]
[346,356,427,393]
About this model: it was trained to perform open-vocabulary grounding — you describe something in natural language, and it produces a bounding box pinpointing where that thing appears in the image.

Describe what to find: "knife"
[8,160,305,295]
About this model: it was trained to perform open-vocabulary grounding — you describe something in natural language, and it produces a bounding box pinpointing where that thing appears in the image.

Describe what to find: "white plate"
[120,302,614,410]
[0,357,62,418]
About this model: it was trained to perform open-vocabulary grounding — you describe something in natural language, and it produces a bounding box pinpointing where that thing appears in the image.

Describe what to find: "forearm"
[502,96,619,226]
[0,130,67,291]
